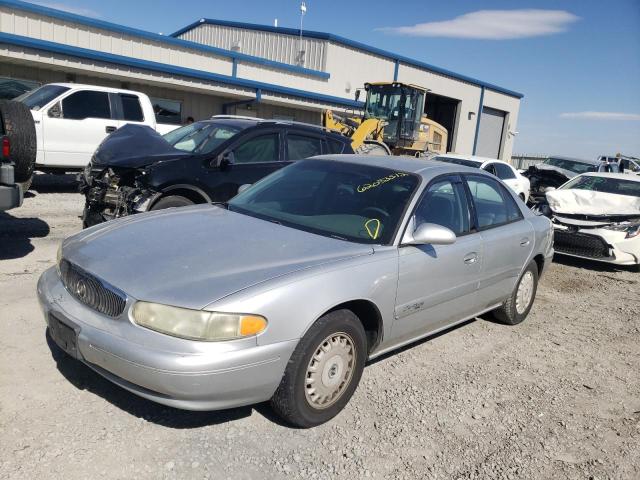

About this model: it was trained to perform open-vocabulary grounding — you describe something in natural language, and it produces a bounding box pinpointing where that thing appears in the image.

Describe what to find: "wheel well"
[157,188,208,205]
[533,254,545,276]
[328,300,383,354]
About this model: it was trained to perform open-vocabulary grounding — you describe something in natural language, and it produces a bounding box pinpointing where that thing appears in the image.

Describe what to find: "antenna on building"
[298,1,307,66]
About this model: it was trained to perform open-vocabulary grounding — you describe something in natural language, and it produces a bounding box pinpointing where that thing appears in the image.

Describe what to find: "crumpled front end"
[79,163,159,228]
[523,165,570,205]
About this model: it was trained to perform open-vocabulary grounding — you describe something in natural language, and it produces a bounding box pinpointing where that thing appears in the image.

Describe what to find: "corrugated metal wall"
[179,24,327,71]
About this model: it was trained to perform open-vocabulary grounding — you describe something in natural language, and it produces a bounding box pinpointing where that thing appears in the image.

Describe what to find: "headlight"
[132,301,267,341]
[604,222,640,239]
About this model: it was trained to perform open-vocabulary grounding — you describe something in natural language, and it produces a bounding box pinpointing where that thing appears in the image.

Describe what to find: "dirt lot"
[1,174,639,480]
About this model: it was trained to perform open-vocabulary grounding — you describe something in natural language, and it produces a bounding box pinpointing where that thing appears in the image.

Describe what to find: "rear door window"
[233,134,280,164]
[465,175,522,229]
[325,138,346,154]
[120,94,144,122]
[286,134,322,160]
[62,91,111,120]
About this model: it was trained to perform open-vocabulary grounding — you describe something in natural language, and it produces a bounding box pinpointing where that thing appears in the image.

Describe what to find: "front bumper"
[553,226,640,266]
[37,267,297,411]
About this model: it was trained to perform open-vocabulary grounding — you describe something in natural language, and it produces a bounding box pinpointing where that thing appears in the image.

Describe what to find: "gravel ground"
[1,174,639,480]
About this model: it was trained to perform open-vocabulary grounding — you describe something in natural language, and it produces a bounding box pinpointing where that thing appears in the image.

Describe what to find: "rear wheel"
[270,309,367,428]
[492,260,539,325]
[150,195,194,211]
[0,100,36,183]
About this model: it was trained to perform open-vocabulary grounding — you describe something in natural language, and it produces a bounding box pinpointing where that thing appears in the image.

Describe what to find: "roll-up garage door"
[476,107,506,159]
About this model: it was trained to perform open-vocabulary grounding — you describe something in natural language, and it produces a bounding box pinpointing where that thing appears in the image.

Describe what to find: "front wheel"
[150,195,194,211]
[492,260,539,325]
[270,309,367,428]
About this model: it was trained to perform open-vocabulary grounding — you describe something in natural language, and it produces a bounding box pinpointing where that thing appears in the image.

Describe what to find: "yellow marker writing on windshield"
[364,218,381,240]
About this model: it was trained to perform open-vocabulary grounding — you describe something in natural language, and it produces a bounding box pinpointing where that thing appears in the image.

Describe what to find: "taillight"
[1,137,9,158]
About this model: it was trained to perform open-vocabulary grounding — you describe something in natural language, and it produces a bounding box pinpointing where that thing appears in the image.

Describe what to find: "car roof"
[434,153,511,165]
[47,82,147,96]
[548,155,600,165]
[580,172,640,182]
[202,116,350,141]
[310,154,482,179]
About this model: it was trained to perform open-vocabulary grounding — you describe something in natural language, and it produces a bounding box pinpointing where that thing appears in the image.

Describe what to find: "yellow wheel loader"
[323,82,448,157]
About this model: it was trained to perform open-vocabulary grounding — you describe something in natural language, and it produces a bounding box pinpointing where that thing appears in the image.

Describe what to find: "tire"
[0,100,36,183]
[270,309,367,428]
[18,176,32,193]
[150,195,194,211]
[355,141,391,156]
[492,260,539,325]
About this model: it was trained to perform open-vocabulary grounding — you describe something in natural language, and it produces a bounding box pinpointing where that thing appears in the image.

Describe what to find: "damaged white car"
[546,173,640,269]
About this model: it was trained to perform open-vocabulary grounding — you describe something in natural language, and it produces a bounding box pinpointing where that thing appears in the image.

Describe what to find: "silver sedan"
[37,155,554,428]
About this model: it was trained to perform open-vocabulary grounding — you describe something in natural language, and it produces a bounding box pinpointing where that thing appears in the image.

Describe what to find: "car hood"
[92,124,189,169]
[546,189,640,216]
[533,163,580,179]
[62,205,374,310]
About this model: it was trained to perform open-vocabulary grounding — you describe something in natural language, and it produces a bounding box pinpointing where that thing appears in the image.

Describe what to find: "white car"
[433,154,531,202]
[546,173,640,269]
[17,83,180,170]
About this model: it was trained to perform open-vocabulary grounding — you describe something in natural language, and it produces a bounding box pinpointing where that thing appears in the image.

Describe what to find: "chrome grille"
[59,259,126,317]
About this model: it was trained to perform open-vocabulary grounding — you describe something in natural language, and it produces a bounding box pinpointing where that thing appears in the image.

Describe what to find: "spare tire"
[0,100,37,183]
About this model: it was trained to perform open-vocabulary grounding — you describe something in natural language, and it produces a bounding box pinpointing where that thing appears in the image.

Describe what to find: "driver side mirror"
[403,222,456,246]
[218,151,235,170]
[48,103,62,118]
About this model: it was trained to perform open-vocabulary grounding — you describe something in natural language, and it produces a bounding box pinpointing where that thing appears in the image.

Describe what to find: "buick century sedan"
[38,155,553,427]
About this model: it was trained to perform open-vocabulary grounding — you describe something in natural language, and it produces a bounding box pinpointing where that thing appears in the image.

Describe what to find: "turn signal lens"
[240,315,268,336]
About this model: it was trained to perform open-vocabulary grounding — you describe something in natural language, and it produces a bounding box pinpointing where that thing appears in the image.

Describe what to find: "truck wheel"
[270,309,367,428]
[492,260,539,325]
[150,195,194,210]
[355,141,391,156]
[0,100,36,183]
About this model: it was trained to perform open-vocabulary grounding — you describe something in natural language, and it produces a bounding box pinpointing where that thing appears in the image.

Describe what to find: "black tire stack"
[0,100,37,191]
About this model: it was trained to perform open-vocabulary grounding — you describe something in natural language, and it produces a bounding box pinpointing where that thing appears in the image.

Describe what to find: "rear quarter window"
[325,138,347,154]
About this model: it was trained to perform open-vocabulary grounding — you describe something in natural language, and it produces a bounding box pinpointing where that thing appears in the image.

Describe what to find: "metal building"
[0,0,523,159]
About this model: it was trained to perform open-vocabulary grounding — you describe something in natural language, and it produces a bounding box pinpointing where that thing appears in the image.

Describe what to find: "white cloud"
[560,112,640,121]
[31,1,101,18]
[378,9,579,40]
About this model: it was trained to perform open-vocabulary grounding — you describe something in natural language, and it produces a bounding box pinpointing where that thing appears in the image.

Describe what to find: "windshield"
[543,157,597,174]
[561,175,640,197]
[163,121,243,154]
[434,156,480,168]
[228,159,420,244]
[16,84,70,110]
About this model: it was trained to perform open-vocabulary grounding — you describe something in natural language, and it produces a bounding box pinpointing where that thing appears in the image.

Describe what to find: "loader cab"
[363,83,426,148]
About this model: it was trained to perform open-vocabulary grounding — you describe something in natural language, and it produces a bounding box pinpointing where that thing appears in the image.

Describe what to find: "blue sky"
[36,0,640,158]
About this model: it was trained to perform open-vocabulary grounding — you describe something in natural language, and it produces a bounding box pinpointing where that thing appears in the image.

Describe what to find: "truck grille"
[553,230,611,259]
[59,259,126,317]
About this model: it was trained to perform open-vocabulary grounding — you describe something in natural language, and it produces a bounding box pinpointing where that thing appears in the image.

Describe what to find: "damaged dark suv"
[80,116,354,227]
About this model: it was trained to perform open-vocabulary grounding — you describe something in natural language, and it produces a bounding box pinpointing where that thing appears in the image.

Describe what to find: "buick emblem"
[75,279,88,300]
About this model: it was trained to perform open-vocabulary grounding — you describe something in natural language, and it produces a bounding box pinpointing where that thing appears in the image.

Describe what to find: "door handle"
[520,238,531,247]
[463,252,478,264]
[105,126,117,133]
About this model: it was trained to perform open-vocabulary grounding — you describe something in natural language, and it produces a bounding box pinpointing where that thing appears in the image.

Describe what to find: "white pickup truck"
[17,83,180,170]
